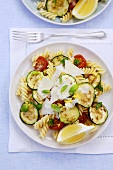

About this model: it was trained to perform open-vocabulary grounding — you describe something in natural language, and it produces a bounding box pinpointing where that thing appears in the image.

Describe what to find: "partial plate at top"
[22,0,111,25]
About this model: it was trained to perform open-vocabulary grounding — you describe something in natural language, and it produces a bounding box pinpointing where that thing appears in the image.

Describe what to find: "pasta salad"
[16,48,111,144]
[36,0,107,23]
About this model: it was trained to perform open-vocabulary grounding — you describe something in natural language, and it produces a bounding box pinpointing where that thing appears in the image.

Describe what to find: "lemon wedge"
[72,0,98,20]
[57,123,95,144]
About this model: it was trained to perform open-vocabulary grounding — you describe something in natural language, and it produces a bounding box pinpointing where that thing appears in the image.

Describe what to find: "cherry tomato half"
[49,118,65,130]
[69,0,77,11]
[34,56,48,71]
[74,54,86,68]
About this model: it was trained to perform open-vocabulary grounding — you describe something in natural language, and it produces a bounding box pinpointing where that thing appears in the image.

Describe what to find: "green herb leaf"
[96,102,102,110]
[48,119,54,126]
[59,76,62,84]
[36,103,42,110]
[42,90,50,94]
[60,57,68,66]
[20,103,29,112]
[32,71,39,75]
[74,58,81,66]
[95,83,103,92]
[54,0,57,4]
[51,104,60,112]
[69,84,79,95]
[61,85,68,93]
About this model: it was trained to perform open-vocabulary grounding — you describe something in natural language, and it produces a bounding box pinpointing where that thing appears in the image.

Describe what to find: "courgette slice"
[52,55,68,66]
[88,74,101,88]
[27,70,43,90]
[89,102,108,125]
[56,74,76,99]
[73,83,95,108]
[20,102,39,125]
[59,106,80,124]
[46,0,69,17]
[32,90,43,104]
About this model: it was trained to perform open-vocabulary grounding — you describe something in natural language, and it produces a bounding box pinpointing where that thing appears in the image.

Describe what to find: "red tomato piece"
[34,56,48,71]
[69,0,77,11]
[49,118,65,130]
[53,100,65,106]
[74,54,86,68]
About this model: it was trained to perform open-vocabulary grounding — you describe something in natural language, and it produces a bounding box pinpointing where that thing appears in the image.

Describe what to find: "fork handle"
[50,31,106,39]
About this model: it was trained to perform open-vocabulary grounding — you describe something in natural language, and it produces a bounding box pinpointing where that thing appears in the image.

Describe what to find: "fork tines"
[12,31,40,43]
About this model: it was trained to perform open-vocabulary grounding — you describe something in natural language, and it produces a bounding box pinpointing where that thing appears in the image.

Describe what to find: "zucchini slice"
[89,102,108,125]
[88,74,101,88]
[59,106,80,124]
[74,83,95,108]
[52,55,68,66]
[20,102,39,125]
[27,70,43,90]
[46,0,69,17]
[32,90,43,104]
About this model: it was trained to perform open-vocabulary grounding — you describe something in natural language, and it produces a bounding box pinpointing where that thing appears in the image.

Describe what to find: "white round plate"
[22,0,111,25]
[9,42,113,149]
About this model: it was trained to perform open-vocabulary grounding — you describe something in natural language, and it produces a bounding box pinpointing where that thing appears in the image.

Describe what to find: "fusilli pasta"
[37,1,45,9]
[16,77,33,102]
[49,50,64,60]
[40,9,57,20]
[34,115,49,139]
[60,11,72,23]
[75,75,89,84]
[86,60,105,74]
[47,61,54,78]
[52,131,59,140]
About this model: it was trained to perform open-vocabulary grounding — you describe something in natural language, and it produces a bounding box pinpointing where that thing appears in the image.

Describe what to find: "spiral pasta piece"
[34,115,49,129]
[52,131,59,140]
[39,123,49,139]
[16,77,32,102]
[77,104,88,115]
[49,50,64,60]
[75,75,89,84]
[37,1,45,9]
[60,11,72,23]
[47,61,54,78]
[66,48,74,62]
[42,49,50,59]
[81,67,97,76]
[40,9,57,20]
[101,81,111,93]
[86,60,105,74]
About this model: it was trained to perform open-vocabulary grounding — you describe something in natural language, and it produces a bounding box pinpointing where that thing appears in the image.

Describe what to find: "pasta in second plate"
[35,0,107,23]
[16,48,111,144]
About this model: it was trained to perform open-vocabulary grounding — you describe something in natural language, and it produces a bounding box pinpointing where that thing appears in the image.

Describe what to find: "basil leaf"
[20,103,29,112]
[60,57,68,66]
[74,58,81,66]
[51,104,60,112]
[54,0,57,4]
[61,85,68,93]
[36,103,42,110]
[59,76,62,84]
[42,90,50,94]
[95,83,103,92]
[96,102,102,110]
[48,119,54,126]
[32,71,39,75]
[69,84,79,95]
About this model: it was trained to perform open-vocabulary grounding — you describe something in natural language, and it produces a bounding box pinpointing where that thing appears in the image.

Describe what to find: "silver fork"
[12,31,107,43]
